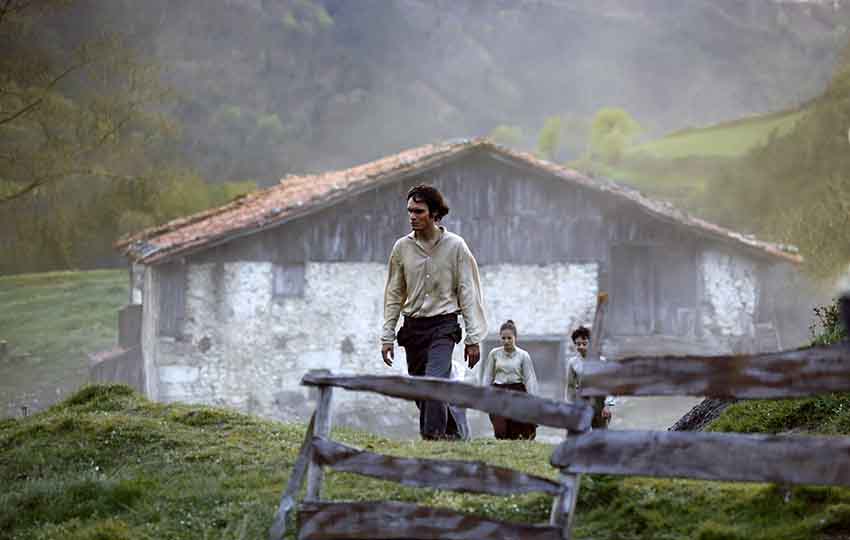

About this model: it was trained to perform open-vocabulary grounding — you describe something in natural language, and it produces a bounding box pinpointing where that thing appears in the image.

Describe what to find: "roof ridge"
[118,138,802,265]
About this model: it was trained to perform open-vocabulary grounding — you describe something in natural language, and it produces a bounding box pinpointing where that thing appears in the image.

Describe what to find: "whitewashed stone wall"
[480,263,598,338]
[150,260,599,436]
[700,249,758,338]
[143,252,767,435]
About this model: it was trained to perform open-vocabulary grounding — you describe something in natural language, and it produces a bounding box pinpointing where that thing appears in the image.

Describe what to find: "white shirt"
[382,227,488,345]
[565,354,616,407]
[479,346,538,396]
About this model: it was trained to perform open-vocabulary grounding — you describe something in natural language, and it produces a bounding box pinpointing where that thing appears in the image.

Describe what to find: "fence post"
[305,382,334,500]
[549,471,581,539]
[268,413,316,540]
[587,292,608,362]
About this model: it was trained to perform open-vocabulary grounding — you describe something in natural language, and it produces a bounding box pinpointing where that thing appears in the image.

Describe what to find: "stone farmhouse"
[100,139,807,435]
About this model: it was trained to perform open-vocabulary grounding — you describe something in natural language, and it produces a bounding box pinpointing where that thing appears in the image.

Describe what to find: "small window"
[274,263,306,298]
[158,263,186,337]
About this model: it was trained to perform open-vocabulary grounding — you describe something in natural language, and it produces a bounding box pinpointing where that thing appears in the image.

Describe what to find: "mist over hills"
[118,0,847,182]
[16,0,850,183]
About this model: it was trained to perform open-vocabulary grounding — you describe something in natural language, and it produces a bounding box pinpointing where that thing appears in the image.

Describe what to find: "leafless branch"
[0,59,90,127]
[0,168,144,205]
[0,179,41,203]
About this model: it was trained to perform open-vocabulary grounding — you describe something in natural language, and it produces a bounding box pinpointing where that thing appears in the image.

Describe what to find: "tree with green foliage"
[537,116,562,160]
[703,39,850,279]
[589,108,641,164]
[488,124,524,147]
[0,1,175,206]
[0,0,231,273]
[559,115,591,161]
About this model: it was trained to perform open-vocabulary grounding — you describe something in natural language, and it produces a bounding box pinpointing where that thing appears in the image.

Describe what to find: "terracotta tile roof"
[117,138,802,265]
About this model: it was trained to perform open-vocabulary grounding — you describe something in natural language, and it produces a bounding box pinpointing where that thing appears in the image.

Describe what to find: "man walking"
[381,184,488,440]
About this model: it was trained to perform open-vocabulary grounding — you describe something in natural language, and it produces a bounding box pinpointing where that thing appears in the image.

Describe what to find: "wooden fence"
[270,294,850,540]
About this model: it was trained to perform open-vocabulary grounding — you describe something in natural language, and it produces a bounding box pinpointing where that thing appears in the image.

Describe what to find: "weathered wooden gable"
[191,149,707,268]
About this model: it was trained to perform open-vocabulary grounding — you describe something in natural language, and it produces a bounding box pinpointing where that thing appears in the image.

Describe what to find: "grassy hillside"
[630,109,806,160]
[1,272,849,538]
[710,302,849,436]
[2,384,850,540]
[604,41,850,278]
[588,108,806,213]
[0,270,127,418]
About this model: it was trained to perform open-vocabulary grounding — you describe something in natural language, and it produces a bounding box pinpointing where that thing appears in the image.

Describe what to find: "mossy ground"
[3,384,850,540]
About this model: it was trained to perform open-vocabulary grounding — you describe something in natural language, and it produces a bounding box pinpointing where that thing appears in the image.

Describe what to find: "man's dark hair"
[407,184,449,220]
[571,325,591,343]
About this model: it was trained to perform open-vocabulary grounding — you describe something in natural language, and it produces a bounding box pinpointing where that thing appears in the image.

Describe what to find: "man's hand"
[464,343,480,369]
[602,406,612,420]
[381,343,394,367]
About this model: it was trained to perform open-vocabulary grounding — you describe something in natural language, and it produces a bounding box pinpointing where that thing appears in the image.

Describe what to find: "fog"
[138,0,850,178]
[2,0,848,430]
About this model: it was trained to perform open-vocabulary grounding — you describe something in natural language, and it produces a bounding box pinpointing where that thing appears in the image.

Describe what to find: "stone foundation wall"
[150,260,598,436]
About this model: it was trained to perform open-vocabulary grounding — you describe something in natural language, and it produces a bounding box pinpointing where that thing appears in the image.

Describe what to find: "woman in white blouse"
[479,319,539,440]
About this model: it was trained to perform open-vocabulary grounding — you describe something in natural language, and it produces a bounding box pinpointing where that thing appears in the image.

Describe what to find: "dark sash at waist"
[402,312,458,329]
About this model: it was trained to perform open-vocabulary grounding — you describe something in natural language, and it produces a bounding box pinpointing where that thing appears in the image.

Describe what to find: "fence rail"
[551,430,850,486]
[580,342,850,399]
[312,436,562,496]
[302,371,593,432]
[297,501,564,540]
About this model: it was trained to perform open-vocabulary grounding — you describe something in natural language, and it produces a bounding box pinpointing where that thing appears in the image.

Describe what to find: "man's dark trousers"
[397,314,469,440]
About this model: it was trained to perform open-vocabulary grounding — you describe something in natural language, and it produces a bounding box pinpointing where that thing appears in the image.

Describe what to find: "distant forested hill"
[4,0,850,275]
[91,0,850,181]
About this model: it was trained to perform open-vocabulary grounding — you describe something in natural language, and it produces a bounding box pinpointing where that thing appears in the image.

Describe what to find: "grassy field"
[1,272,848,538]
[2,385,850,540]
[630,109,806,159]
[0,270,127,418]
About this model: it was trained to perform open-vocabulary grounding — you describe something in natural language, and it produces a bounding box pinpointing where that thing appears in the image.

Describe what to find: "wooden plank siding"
[551,430,850,487]
[156,262,186,337]
[297,501,563,540]
[190,151,709,267]
[179,149,750,351]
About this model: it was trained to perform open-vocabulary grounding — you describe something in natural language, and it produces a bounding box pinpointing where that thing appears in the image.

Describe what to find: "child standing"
[565,325,616,429]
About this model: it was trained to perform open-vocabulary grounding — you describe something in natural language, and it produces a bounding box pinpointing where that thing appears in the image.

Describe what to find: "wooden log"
[305,385,334,500]
[301,372,593,432]
[551,430,850,487]
[553,293,607,538]
[578,341,850,399]
[268,413,316,540]
[311,436,561,496]
[297,501,563,540]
